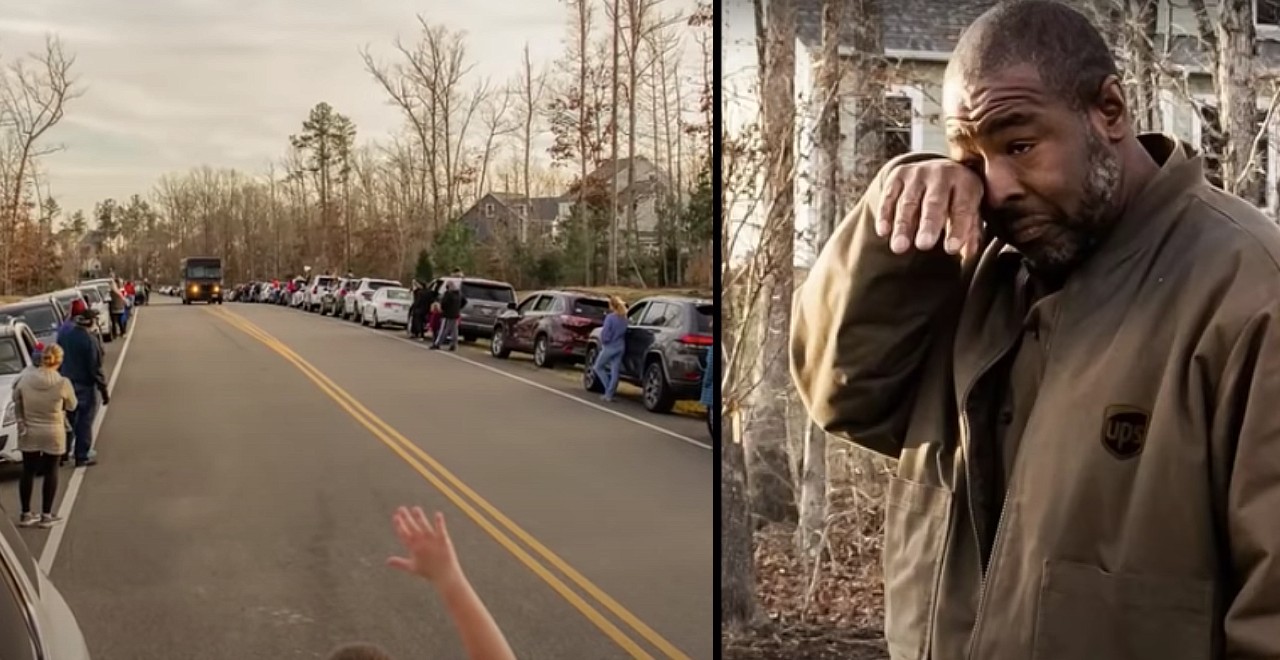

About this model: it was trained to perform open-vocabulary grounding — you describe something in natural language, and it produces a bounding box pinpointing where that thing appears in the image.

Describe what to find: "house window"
[884,95,915,160]
[484,203,495,218]
[1258,0,1280,27]
[516,204,527,216]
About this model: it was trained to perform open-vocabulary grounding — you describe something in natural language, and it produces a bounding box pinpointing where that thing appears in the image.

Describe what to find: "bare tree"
[517,43,549,242]
[796,0,842,562]
[1189,0,1263,200]
[0,36,78,295]
[746,0,798,525]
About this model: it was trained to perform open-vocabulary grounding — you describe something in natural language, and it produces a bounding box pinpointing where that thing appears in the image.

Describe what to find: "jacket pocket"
[1032,560,1212,660]
[883,476,952,660]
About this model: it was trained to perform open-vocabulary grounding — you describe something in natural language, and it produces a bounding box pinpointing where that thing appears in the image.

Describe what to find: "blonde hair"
[431,301,442,312]
[40,344,63,369]
[608,296,627,315]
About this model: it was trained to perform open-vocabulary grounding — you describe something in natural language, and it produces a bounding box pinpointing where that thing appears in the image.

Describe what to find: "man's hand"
[387,506,462,587]
[876,160,984,259]
[99,389,110,406]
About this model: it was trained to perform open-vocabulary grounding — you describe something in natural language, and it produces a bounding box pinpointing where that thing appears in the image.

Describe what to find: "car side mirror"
[507,302,517,310]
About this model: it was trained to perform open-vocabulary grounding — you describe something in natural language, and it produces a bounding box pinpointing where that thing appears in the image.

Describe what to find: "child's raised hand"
[387,506,462,585]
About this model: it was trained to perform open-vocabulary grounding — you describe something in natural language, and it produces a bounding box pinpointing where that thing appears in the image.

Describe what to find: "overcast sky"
[1,0,699,221]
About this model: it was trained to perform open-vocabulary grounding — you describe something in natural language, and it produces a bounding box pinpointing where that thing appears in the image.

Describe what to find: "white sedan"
[362,287,412,328]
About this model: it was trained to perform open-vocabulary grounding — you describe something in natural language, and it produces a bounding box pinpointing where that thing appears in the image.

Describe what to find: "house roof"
[794,0,1280,72]
[795,0,993,53]
[489,192,561,222]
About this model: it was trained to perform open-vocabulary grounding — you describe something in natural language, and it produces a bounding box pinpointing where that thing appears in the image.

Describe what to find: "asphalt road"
[0,295,712,660]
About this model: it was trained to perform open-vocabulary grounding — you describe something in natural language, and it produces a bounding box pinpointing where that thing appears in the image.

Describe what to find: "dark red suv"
[490,290,611,367]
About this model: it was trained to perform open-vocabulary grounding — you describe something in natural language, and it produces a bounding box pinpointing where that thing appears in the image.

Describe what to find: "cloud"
[0,0,703,217]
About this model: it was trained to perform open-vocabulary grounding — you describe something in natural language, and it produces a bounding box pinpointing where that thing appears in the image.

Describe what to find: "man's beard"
[994,130,1122,278]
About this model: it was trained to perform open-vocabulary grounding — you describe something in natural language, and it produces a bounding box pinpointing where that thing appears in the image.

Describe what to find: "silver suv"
[303,275,339,312]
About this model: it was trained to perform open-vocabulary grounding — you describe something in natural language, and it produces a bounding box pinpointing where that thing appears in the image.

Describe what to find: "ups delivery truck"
[180,256,223,304]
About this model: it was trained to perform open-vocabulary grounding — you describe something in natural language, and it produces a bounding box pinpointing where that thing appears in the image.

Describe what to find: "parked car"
[426,276,516,342]
[303,275,338,312]
[74,285,114,342]
[581,296,713,413]
[320,278,358,316]
[490,290,610,368]
[33,289,109,342]
[0,504,93,659]
[0,299,66,348]
[0,320,39,464]
[363,287,412,328]
[343,278,402,322]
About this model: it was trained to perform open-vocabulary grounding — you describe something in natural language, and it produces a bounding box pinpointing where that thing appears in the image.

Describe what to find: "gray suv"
[426,277,516,342]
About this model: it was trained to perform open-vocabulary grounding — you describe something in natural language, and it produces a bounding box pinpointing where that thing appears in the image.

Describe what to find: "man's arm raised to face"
[790,153,982,457]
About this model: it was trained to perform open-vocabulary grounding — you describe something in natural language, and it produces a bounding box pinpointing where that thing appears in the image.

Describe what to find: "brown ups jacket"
[791,136,1280,660]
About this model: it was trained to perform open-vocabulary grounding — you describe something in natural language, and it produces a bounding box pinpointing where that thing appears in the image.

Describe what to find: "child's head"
[431,302,441,312]
[326,642,394,660]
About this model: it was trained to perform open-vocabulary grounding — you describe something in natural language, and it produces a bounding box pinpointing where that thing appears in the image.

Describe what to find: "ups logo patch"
[1102,405,1149,459]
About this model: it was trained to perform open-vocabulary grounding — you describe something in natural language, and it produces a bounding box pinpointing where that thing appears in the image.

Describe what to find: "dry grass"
[0,295,23,304]
[723,445,894,660]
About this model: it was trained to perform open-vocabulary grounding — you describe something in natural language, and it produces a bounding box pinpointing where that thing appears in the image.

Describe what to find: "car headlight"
[2,401,14,427]
[213,285,221,293]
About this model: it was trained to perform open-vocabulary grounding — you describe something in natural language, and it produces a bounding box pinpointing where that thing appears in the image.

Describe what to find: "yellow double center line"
[209,306,691,660]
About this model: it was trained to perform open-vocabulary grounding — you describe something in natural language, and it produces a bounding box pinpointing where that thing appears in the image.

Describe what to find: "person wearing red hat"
[57,300,88,342]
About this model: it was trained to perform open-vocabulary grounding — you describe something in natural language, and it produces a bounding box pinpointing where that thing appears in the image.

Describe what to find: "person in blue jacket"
[592,296,629,402]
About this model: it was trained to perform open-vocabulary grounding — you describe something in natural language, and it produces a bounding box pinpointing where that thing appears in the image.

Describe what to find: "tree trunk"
[850,0,885,195]
[1217,0,1260,200]
[577,0,591,283]
[610,0,622,285]
[746,0,798,526]
[797,0,841,560]
[721,407,759,633]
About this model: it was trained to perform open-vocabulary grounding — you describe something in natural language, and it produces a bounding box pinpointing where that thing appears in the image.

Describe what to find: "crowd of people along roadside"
[9,276,149,527]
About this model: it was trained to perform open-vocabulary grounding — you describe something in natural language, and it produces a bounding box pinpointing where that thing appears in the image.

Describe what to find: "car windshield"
[316,277,336,287]
[0,307,58,334]
[186,265,221,279]
[385,289,411,301]
[572,299,609,319]
[79,287,102,303]
[462,283,515,303]
[0,338,23,375]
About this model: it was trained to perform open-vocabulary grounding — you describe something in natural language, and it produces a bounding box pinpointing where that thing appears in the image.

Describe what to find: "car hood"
[34,569,91,660]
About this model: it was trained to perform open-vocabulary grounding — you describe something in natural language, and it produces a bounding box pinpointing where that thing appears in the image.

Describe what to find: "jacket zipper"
[964,283,1065,660]
[960,337,1022,660]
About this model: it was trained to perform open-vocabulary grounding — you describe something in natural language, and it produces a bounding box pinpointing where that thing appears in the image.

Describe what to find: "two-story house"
[790,0,1280,246]
[555,155,674,248]
[458,192,563,245]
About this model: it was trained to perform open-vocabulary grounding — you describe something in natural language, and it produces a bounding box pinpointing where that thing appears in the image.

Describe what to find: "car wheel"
[372,310,382,329]
[533,335,554,369]
[582,346,604,393]
[643,360,676,413]
[491,327,511,358]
